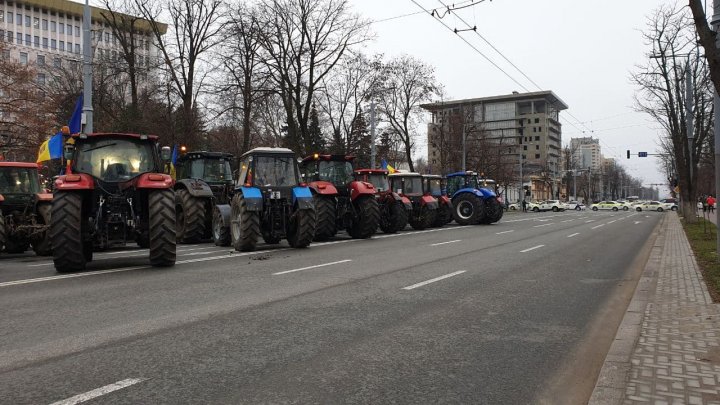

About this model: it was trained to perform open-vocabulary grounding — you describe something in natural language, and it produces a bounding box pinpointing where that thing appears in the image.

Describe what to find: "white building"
[570,137,602,171]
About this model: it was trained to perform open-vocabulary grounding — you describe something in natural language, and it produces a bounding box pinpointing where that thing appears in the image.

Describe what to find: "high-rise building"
[569,137,602,170]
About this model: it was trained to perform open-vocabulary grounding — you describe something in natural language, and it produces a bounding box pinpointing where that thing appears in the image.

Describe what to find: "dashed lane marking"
[592,224,605,229]
[430,240,461,246]
[533,223,553,228]
[402,270,466,290]
[272,259,352,276]
[496,230,514,235]
[520,245,545,253]
[567,233,580,238]
[49,378,147,405]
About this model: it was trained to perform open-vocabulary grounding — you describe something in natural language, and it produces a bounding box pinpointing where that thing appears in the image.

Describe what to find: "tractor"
[445,171,503,225]
[0,162,52,256]
[230,147,316,252]
[354,169,411,233]
[172,151,235,245]
[299,154,380,241]
[422,174,453,227]
[51,133,176,272]
[388,172,438,230]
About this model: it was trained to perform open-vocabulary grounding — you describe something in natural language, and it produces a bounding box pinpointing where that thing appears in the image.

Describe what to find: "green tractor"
[173,151,235,244]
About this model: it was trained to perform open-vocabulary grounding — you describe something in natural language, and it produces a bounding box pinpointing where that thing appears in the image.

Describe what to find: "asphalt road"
[0,209,662,404]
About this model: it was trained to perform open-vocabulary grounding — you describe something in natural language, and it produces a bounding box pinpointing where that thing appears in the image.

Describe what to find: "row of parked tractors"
[0,133,503,274]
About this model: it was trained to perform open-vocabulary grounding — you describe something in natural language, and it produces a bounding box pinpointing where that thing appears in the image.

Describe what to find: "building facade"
[421,91,568,202]
[570,136,602,170]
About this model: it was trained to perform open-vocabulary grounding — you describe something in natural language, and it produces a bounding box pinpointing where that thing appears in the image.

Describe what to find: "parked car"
[590,201,623,211]
[508,202,519,211]
[635,201,667,212]
[534,200,565,212]
[527,201,541,211]
[616,201,633,211]
[564,200,585,211]
[660,201,678,211]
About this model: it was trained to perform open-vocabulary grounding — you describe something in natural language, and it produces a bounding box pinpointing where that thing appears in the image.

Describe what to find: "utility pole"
[686,55,695,188]
[713,0,720,258]
[461,120,466,172]
[81,0,93,134]
[370,99,376,169]
[519,152,523,203]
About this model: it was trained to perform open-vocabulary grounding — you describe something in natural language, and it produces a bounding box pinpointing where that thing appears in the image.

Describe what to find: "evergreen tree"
[349,107,371,167]
[306,103,325,154]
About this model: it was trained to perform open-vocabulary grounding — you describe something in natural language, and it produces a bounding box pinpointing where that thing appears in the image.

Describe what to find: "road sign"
[638,152,648,157]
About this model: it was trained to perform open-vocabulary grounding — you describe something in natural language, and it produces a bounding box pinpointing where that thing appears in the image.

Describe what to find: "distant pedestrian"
[708,195,716,213]
[522,199,528,213]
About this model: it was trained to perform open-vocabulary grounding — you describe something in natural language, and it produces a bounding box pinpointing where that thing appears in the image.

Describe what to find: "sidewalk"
[590,213,720,404]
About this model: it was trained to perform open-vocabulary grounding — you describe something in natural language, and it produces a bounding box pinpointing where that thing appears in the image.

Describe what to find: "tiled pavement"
[590,214,720,404]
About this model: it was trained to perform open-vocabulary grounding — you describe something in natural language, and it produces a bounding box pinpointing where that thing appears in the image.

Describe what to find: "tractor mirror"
[63,144,74,161]
[160,146,172,162]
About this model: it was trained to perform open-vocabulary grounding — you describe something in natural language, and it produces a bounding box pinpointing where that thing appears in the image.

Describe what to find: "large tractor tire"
[231,194,260,252]
[176,189,207,243]
[313,195,337,241]
[51,192,86,272]
[452,194,484,225]
[32,203,52,256]
[287,207,316,248]
[149,189,176,267]
[212,206,231,247]
[481,198,504,224]
[380,201,408,234]
[0,214,6,252]
[410,206,437,230]
[433,204,452,227]
[348,196,380,239]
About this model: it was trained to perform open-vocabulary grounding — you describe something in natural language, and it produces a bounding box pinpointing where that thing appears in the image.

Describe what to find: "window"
[53,57,60,68]
[535,154,540,159]
[535,136,540,141]
[523,145,527,151]
[16,32,21,44]
[37,73,45,85]
[522,154,526,160]
[74,25,79,37]
[6,31,11,43]
[67,42,72,52]
[42,19,47,30]
[50,21,55,32]
[104,32,109,42]
[32,16,38,28]
[16,13,21,26]
[42,37,47,48]
[0,11,3,22]
[36,54,44,65]
[59,40,64,51]
[7,12,12,24]
[534,118,540,123]
[74,43,80,53]
[19,51,27,65]
[533,127,536,133]
[59,22,64,34]
[1,49,9,59]
[24,33,29,45]
[33,35,39,47]
[0,29,3,41]
[536,145,539,150]
[51,39,56,49]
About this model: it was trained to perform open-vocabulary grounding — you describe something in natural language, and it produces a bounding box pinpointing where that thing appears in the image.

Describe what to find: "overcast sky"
[352,0,678,190]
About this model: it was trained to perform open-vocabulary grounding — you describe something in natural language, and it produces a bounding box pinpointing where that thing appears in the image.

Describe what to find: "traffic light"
[626,150,631,159]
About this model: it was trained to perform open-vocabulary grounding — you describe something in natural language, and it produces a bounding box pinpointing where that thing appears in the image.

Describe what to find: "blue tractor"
[228,148,316,252]
[445,171,503,225]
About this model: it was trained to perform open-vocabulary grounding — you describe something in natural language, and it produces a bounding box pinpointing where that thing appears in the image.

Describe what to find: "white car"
[532,200,565,212]
[660,201,678,211]
[635,201,667,212]
[564,200,585,210]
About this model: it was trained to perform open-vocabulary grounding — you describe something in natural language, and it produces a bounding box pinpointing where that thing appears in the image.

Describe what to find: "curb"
[587,214,666,404]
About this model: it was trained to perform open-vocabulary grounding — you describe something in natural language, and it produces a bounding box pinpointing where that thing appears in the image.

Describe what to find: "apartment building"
[569,136,602,170]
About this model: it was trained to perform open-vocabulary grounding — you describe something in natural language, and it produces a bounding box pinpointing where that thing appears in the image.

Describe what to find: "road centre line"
[585,220,595,223]
[533,223,553,228]
[520,245,545,253]
[430,240,461,246]
[567,233,580,238]
[273,259,352,275]
[49,378,147,405]
[402,270,466,290]
[496,230,514,235]
[592,224,605,229]
[607,220,617,224]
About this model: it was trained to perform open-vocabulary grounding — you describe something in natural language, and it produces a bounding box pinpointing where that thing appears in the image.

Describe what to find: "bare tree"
[375,55,438,172]
[256,0,370,155]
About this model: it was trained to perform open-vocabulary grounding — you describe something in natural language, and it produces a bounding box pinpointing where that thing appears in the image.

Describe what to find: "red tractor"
[354,169,411,233]
[299,154,380,241]
[422,174,453,227]
[51,133,176,272]
[388,173,439,230]
[0,162,52,255]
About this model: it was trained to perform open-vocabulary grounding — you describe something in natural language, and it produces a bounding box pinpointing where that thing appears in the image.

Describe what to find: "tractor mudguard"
[401,196,412,210]
[238,186,263,211]
[54,173,95,191]
[308,181,338,196]
[215,203,231,226]
[293,187,314,210]
[176,178,214,198]
[136,173,174,189]
[421,195,439,210]
[451,188,492,200]
[348,181,376,201]
[36,193,53,202]
[439,195,452,208]
[477,187,497,199]
[0,194,4,202]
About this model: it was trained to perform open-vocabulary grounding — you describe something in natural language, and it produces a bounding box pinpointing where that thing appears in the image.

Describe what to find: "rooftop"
[420,90,569,111]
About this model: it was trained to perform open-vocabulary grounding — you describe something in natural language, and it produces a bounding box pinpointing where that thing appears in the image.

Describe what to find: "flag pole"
[82,0,93,134]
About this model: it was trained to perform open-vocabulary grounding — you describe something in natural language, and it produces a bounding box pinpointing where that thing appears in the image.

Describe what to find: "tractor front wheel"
[483,198,504,224]
[149,189,176,267]
[433,204,452,227]
[176,189,207,243]
[380,201,408,234]
[32,203,52,256]
[410,206,436,230]
[348,196,380,239]
[313,195,337,241]
[453,194,484,225]
[51,192,86,272]
[231,194,260,252]
[212,206,231,247]
[287,207,316,248]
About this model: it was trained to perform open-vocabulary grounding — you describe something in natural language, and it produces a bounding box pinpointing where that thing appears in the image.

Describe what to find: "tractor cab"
[0,162,45,210]
[389,173,438,230]
[353,169,389,193]
[446,171,481,196]
[422,174,444,198]
[422,174,453,227]
[300,154,357,197]
[176,151,234,185]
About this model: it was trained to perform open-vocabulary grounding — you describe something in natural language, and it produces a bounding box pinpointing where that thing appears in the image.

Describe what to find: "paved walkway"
[590,213,720,404]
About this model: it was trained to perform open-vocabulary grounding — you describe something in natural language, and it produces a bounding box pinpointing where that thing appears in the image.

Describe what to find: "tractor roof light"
[140,134,148,140]
[313,153,319,160]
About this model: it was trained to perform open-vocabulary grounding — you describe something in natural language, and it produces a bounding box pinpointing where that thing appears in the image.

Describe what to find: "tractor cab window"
[393,176,422,195]
[74,137,155,182]
[426,178,442,196]
[366,173,388,192]
[317,160,354,186]
[0,167,40,194]
[253,156,298,187]
[188,158,233,182]
[446,176,464,195]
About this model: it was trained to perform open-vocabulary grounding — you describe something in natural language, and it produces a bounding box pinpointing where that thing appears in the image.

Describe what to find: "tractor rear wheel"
[32,203,52,256]
[231,194,260,252]
[380,201,408,234]
[453,194,484,225]
[433,204,452,227]
[313,195,337,241]
[348,196,380,239]
[410,206,436,230]
[149,189,176,267]
[287,207,316,248]
[482,198,504,224]
[212,206,231,247]
[51,192,86,272]
[176,189,207,243]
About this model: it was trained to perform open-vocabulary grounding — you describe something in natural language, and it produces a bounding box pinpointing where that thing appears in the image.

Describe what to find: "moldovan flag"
[36,133,63,163]
[381,159,396,174]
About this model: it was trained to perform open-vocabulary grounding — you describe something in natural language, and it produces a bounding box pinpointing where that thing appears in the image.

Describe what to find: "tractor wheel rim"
[213,217,221,240]
[457,201,473,220]
[231,212,242,241]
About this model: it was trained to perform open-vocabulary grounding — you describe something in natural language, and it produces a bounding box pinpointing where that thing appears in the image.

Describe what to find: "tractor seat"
[104,163,129,181]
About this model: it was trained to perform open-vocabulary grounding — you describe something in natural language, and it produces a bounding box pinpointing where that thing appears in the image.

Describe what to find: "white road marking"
[607,220,617,224]
[592,224,605,229]
[49,378,147,405]
[496,230,514,235]
[585,220,595,223]
[402,270,466,290]
[26,246,227,267]
[520,245,545,253]
[533,223,553,228]
[567,233,580,238]
[634,221,642,225]
[273,259,352,275]
[430,240,461,246]
[561,219,574,223]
